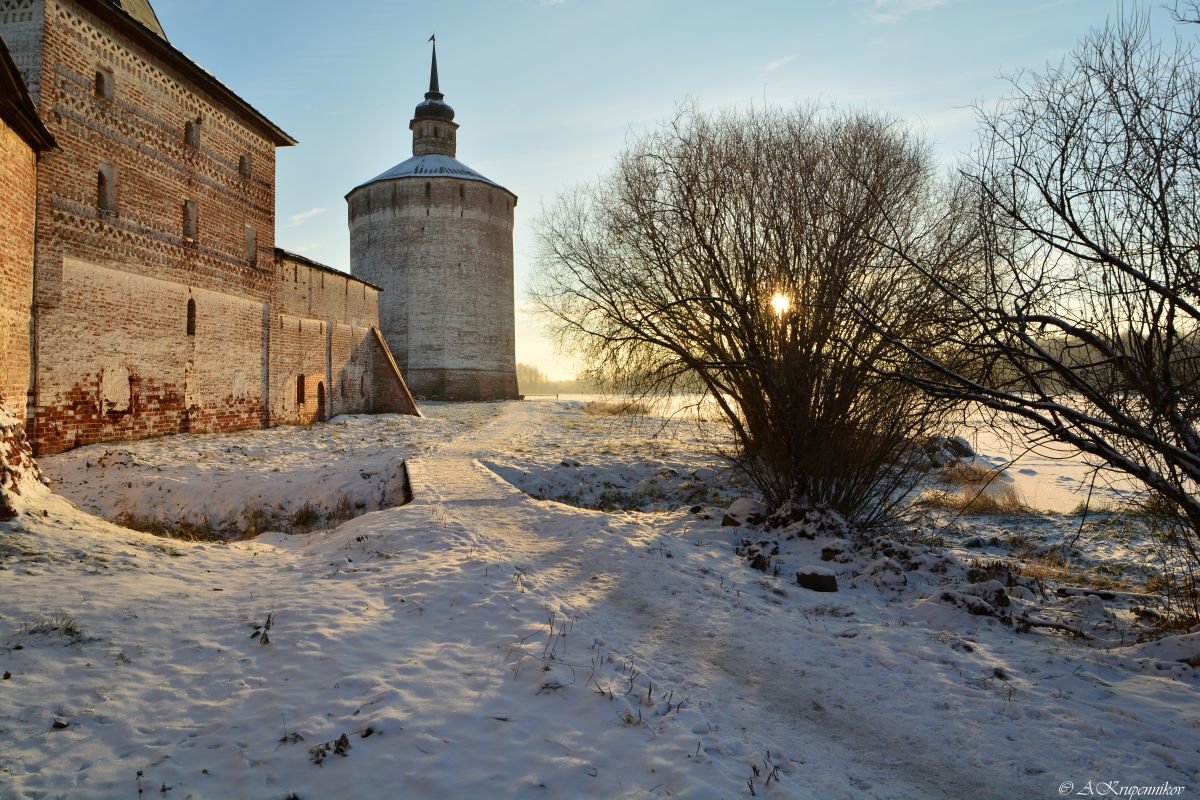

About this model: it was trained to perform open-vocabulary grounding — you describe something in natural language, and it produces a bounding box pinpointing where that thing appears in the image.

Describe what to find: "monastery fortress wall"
[0,0,419,455]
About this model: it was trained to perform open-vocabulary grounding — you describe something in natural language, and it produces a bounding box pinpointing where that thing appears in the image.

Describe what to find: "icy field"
[2,400,1198,798]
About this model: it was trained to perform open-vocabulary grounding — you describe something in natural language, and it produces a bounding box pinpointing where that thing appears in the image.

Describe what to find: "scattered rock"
[820,538,853,563]
[923,435,974,467]
[736,538,781,573]
[560,458,581,468]
[796,567,838,592]
[861,557,908,590]
[770,504,853,537]
[946,436,975,458]
[722,497,768,527]
[51,718,69,730]
[938,581,1011,619]
[871,537,952,574]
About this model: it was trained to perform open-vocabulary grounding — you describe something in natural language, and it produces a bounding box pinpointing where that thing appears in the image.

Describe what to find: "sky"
[150,0,1186,380]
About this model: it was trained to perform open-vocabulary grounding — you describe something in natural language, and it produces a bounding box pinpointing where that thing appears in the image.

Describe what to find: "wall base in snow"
[406,367,518,402]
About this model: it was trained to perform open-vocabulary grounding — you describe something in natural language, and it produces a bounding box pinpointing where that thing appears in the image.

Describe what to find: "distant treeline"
[987,330,1200,395]
[516,363,597,395]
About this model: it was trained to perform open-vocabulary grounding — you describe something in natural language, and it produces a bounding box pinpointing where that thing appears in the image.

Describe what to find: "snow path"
[411,402,1027,799]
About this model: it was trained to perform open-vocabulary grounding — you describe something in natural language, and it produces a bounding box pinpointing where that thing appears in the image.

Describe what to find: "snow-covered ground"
[2,400,1198,798]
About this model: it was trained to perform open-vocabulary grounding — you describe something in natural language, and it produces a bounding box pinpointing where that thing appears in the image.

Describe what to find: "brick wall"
[268,314,329,425]
[28,258,266,453]
[272,250,380,328]
[328,322,368,418]
[368,328,419,416]
[8,0,281,452]
[0,0,46,105]
[1,0,418,453]
[0,118,37,423]
[24,1,279,303]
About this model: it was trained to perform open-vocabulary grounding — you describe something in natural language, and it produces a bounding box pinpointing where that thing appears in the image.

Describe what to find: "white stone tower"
[346,40,518,401]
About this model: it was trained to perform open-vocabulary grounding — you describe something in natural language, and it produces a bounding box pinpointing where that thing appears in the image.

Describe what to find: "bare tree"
[533,106,974,526]
[852,13,1200,613]
[1172,1,1200,24]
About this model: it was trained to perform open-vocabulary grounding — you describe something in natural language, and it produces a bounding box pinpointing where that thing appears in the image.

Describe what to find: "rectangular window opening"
[245,224,257,265]
[95,68,113,100]
[183,199,198,242]
[98,162,118,214]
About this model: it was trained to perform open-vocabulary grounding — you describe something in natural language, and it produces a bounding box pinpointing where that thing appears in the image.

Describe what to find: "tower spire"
[427,35,441,97]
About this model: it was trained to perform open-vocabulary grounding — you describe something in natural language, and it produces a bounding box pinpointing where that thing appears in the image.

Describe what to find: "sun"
[770,293,791,317]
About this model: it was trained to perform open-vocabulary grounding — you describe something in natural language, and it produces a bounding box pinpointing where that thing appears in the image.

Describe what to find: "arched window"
[424,182,431,198]
[186,298,196,336]
[184,119,200,147]
[239,153,252,178]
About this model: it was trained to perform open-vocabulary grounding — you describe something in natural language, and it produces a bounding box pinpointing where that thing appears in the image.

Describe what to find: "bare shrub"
[854,12,1200,620]
[534,105,974,526]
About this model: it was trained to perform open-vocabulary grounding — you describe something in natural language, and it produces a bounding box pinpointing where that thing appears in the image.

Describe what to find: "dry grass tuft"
[935,461,997,487]
[582,400,651,417]
[916,483,1030,515]
[919,459,1031,515]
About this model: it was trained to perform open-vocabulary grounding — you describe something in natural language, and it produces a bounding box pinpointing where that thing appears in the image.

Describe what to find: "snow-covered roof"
[350,153,514,197]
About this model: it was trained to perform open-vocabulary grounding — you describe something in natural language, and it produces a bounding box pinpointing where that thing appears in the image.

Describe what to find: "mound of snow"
[0,406,45,520]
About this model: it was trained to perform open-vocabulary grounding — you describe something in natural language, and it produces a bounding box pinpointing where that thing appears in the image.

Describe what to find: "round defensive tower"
[346,41,518,401]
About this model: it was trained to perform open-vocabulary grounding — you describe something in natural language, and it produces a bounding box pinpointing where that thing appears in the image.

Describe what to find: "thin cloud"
[539,0,565,6]
[866,0,948,24]
[764,55,796,72]
[288,207,327,227]
[287,243,323,255]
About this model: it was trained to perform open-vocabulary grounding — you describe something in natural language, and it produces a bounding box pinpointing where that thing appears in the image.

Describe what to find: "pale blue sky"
[152,0,1181,379]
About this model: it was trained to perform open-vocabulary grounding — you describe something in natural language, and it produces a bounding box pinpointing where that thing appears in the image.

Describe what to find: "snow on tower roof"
[349,153,516,198]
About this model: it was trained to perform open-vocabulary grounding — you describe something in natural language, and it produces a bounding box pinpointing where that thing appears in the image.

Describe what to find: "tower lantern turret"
[410,38,458,157]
